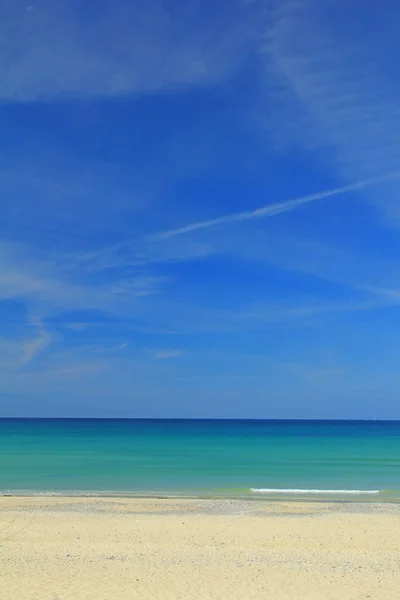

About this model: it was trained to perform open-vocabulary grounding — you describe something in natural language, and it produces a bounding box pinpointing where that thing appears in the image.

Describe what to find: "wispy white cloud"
[72,238,215,273]
[0,0,262,103]
[39,221,400,332]
[152,171,400,239]
[219,229,400,299]
[360,285,400,301]
[107,277,168,298]
[0,241,166,316]
[2,225,400,355]
[238,299,389,322]
[116,342,128,350]
[20,317,53,365]
[120,293,394,336]
[0,317,53,368]
[93,342,129,353]
[154,349,183,360]
[265,0,400,222]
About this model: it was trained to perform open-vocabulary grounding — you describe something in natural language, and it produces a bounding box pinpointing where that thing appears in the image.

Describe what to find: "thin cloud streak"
[153,171,400,239]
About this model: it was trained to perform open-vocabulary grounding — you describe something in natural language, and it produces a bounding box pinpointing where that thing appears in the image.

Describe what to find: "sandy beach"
[1,497,399,599]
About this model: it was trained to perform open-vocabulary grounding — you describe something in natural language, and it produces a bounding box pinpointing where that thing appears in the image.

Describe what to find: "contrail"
[153,171,400,240]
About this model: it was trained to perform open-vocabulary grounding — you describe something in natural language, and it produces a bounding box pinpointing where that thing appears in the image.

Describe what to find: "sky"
[2,0,400,418]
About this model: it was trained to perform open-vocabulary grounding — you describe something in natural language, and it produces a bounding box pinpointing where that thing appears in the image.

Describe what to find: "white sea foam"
[250,488,380,495]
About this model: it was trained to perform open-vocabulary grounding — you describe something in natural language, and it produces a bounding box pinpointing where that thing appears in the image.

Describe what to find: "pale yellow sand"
[1,497,399,599]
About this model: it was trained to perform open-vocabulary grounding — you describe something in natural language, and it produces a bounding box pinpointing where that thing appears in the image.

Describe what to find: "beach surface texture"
[1,497,399,599]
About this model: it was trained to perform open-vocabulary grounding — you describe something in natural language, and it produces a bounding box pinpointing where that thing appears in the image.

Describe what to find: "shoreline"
[1,489,399,503]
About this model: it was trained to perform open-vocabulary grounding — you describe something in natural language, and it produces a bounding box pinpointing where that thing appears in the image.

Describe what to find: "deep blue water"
[1,419,399,499]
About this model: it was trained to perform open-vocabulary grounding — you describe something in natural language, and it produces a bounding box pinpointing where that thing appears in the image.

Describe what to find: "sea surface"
[1,419,400,500]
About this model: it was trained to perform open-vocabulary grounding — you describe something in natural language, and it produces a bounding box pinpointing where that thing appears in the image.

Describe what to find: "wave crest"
[250,488,380,494]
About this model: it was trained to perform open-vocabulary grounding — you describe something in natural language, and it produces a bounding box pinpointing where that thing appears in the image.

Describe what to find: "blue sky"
[2,0,400,418]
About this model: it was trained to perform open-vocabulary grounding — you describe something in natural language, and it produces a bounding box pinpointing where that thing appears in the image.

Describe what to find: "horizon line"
[0,417,394,422]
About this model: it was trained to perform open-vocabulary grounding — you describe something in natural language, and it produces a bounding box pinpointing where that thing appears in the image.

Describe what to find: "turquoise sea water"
[1,419,400,500]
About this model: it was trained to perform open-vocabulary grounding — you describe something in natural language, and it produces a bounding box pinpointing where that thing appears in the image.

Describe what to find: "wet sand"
[1,497,399,599]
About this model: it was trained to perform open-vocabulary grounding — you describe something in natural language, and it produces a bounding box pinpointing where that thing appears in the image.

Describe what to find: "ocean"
[1,419,399,500]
